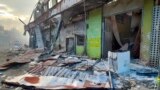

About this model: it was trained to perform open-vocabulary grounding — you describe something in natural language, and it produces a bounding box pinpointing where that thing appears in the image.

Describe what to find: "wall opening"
[76,35,85,46]
[103,9,142,59]
[66,37,74,54]
[42,29,51,50]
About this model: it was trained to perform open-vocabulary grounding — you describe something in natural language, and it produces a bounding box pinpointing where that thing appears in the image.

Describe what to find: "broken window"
[77,35,84,46]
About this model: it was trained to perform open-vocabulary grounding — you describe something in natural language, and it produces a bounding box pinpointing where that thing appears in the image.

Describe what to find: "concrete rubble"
[0,49,42,70]
[0,50,158,89]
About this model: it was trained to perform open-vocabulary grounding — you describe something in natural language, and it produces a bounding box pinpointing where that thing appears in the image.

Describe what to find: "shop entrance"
[103,10,142,59]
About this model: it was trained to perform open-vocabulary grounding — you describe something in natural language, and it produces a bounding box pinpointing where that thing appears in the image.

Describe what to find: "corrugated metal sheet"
[4,73,110,89]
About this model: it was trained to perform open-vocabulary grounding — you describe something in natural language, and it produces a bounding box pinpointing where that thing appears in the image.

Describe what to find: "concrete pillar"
[87,8,102,59]
[140,0,154,61]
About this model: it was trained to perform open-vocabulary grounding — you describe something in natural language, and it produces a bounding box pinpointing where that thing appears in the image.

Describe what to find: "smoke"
[0,25,29,51]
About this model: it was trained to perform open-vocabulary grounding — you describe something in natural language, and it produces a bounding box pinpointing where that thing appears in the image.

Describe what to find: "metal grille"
[150,6,160,68]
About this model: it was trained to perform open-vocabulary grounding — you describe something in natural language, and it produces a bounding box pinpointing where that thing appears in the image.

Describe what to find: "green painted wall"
[140,0,154,61]
[87,8,102,58]
[76,46,84,55]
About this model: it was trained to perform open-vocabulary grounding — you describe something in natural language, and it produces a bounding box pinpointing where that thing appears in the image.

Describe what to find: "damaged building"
[1,0,160,89]
[25,0,159,67]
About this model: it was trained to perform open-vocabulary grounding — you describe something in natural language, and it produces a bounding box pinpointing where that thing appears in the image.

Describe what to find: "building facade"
[25,0,160,68]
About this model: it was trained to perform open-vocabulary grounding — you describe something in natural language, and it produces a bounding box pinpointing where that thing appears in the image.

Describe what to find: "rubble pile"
[0,49,42,70]
[0,52,158,89]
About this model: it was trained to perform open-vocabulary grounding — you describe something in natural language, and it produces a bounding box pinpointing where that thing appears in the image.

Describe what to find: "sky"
[0,0,38,30]
[0,0,38,45]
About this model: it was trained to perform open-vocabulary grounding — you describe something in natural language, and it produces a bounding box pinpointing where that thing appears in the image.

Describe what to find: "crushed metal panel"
[4,74,85,89]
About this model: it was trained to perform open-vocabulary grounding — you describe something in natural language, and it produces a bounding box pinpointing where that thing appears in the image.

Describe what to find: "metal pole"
[157,38,160,90]
[83,0,87,55]
[158,29,160,90]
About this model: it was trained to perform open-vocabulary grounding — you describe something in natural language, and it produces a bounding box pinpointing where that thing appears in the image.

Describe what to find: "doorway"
[66,37,75,54]
[103,10,142,59]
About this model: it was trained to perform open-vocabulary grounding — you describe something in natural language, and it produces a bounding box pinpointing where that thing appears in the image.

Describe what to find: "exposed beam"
[26,0,83,29]
[26,0,109,30]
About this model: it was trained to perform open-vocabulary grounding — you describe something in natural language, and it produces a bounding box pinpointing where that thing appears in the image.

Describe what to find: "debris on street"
[0,49,42,70]
[0,0,159,90]
[1,52,158,89]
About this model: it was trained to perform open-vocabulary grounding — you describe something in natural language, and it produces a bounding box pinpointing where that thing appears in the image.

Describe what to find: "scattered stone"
[1,75,7,79]
[29,61,38,68]
[0,72,3,75]
[136,85,141,89]
[15,87,23,90]
[130,80,136,87]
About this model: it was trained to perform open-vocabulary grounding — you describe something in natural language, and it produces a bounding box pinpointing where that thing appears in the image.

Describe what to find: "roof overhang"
[25,0,112,31]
